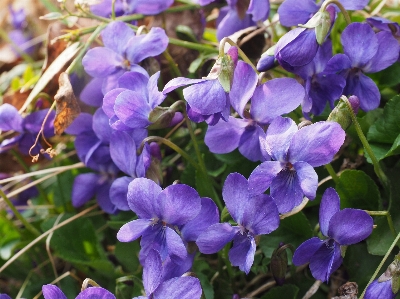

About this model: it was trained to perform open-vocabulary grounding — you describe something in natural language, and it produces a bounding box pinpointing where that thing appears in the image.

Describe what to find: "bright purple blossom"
[292,188,373,282]
[249,117,345,213]
[365,279,397,299]
[82,21,168,93]
[205,61,304,161]
[67,111,119,213]
[163,47,238,124]
[0,294,12,299]
[197,173,280,274]
[216,0,270,41]
[0,104,55,155]
[103,71,182,131]
[134,249,202,299]
[290,39,346,115]
[328,22,400,111]
[90,0,173,17]
[117,178,202,265]
[278,0,369,27]
[274,6,335,70]
[42,284,116,299]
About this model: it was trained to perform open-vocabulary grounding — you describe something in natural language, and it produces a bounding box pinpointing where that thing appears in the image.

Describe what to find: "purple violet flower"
[290,39,346,116]
[205,61,305,161]
[278,0,369,27]
[82,21,168,94]
[117,178,202,265]
[328,22,400,111]
[163,47,238,124]
[90,0,173,17]
[274,5,336,70]
[248,117,345,213]
[134,249,202,299]
[0,294,12,299]
[103,71,182,131]
[197,172,280,274]
[365,279,397,299]
[0,104,55,155]
[216,0,270,41]
[42,284,116,299]
[292,188,373,282]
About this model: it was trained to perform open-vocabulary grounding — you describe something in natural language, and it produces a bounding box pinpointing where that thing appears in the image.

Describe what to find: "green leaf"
[260,212,312,259]
[115,241,141,273]
[198,272,214,299]
[336,170,380,210]
[261,284,299,299]
[41,215,113,272]
[368,95,400,144]
[367,163,400,255]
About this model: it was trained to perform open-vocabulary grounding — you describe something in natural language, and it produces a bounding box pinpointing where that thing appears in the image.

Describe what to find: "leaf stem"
[325,163,339,184]
[359,231,400,299]
[341,95,390,192]
[0,189,41,237]
[320,0,351,25]
[366,210,397,238]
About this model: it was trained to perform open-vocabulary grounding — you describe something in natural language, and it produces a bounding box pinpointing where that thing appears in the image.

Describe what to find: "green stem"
[366,210,397,238]
[0,189,40,237]
[181,107,223,211]
[65,23,107,75]
[163,50,182,77]
[10,149,49,203]
[111,0,116,20]
[169,37,217,53]
[325,163,339,184]
[341,96,390,192]
[359,231,400,299]
[219,37,258,73]
[320,0,351,25]
[139,136,199,170]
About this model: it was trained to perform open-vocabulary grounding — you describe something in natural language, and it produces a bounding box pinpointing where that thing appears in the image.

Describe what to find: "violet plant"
[1,0,400,298]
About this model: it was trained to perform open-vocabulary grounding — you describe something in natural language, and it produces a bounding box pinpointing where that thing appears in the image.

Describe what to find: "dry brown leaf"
[54,72,80,135]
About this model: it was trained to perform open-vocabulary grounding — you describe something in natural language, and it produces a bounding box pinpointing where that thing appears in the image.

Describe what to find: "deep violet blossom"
[0,104,55,156]
[248,117,345,214]
[117,178,202,265]
[292,188,373,282]
[327,22,400,111]
[290,39,346,116]
[90,0,173,18]
[216,0,270,41]
[82,21,168,93]
[42,284,116,299]
[163,47,238,124]
[197,173,280,274]
[365,280,397,299]
[0,295,11,299]
[278,0,369,27]
[274,5,335,70]
[205,61,305,161]
[134,249,202,299]
[103,71,182,131]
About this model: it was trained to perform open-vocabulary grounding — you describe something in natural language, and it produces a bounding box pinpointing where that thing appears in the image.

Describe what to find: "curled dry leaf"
[54,72,80,135]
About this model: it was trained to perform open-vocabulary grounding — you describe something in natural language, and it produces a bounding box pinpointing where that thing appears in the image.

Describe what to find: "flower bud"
[208,46,238,92]
[257,45,277,72]
[270,242,288,285]
[148,107,183,130]
[327,96,360,130]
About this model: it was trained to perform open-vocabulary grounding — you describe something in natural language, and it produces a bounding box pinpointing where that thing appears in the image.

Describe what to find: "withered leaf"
[54,72,80,135]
